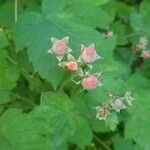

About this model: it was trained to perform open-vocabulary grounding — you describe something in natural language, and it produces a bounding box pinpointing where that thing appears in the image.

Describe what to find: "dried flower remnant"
[132,36,148,53]
[140,50,150,59]
[111,98,126,112]
[95,91,133,121]
[124,91,133,106]
[138,37,148,49]
[0,28,3,32]
[103,31,113,38]
[96,106,110,120]
[48,37,71,61]
[79,44,101,67]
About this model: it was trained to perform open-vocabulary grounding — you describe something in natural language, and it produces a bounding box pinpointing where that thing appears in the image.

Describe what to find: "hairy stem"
[15,0,18,22]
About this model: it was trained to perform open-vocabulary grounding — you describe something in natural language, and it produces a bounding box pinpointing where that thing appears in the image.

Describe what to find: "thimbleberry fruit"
[52,40,67,55]
[65,61,78,71]
[81,75,101,90]
[48,37,71,61]
[80,44,100,64]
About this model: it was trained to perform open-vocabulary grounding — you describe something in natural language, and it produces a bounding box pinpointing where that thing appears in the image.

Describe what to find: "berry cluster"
[95,92,133,120]
[48,37,102,90]
[132,36,150,59]
[47,36,133,123]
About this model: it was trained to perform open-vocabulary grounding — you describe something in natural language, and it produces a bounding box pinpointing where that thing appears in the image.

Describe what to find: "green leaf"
[0,108,54,150]
[101,0,131,22]
[14,11,103,88]
[0,32,8,49]
[130,4,150,39]
[14,12,65,89]
[0,50,19,104]
[111,20,131,45]
[113,135,142,150]
[41,91,74,110]
[42,0,113,29]
[31,91,92,149]
[98,35,117,61]
[105,112,118,131]
[0,135,16,150]
[93,60,128,95]
[91,120,111,133]
[0,1,40,29]
[69,118,92,149]
[125,74,150,150]
[140,0,150,15]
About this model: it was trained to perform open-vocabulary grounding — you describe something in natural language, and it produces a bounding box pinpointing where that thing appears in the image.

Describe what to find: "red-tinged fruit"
[52,40,67,55]
[65,61,78,71]
[80,44,100,64]
[140,50,150,59]
[81,75,100,90]
[48,37,71,61]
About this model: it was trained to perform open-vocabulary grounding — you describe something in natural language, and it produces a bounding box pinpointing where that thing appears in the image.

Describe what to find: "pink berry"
[81,75,100,90]
[81,47,97,63]
[65,61,78,71]
[52,40,67,55]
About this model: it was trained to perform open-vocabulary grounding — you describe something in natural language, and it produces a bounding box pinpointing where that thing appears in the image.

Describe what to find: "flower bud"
[111,99,126,112]
[96,106,110,120]
[80,44,100,64]
[81,75,101,90]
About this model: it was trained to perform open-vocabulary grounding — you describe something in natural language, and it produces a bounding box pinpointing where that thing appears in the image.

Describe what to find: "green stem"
[15,0,18,22]
[6,56,17,66]
[58,73,73,90]
[6,55,36,83]
[93,134,111,150]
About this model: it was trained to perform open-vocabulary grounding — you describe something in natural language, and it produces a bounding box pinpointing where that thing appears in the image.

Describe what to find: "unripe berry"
[65,61,78,71]
[80,44,100,64]
[48,37,71,61]
[52,40,67,55]
[81,75,100,90]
